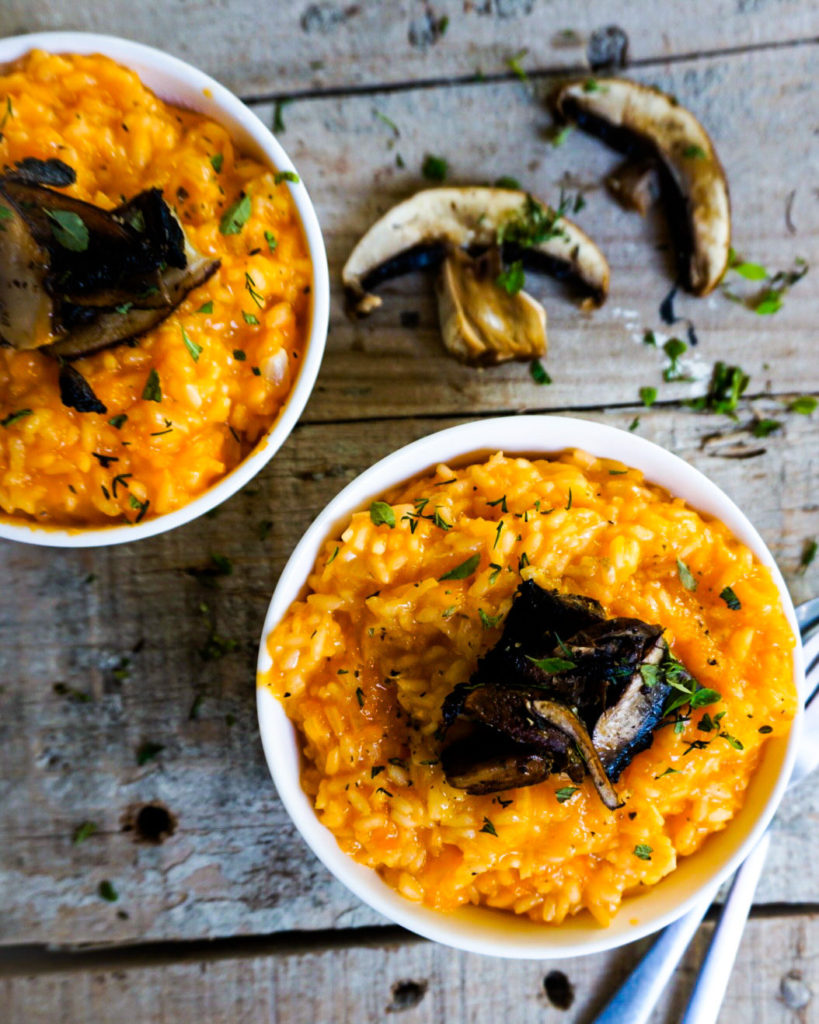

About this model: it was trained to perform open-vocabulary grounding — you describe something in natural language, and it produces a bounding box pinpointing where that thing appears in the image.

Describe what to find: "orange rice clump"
[260,450,796,927]
[0,50,311,526]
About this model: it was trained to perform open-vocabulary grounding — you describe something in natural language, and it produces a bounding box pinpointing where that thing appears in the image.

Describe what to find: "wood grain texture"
[3,914,818,1023]
[1,0,817,96]
[260,42,819,424]
[1,407,816,946]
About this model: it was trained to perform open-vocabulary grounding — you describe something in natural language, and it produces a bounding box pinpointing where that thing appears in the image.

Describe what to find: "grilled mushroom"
[554,78,731,295]
[342,187,609,366]
[0,166,219,360]
[605,158,660,216]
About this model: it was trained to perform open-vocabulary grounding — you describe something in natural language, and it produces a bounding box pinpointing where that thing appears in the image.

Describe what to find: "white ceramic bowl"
[0,32,329,547]
[257,414,804,959]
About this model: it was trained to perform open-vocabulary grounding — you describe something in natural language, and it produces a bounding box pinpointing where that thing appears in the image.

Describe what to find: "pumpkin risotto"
[0,50,311,526]
[260,450,797,926]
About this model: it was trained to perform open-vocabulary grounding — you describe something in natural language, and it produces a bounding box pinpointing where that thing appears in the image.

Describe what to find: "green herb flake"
[197,301,214,314]
[181,325,202,362]
[640,664,660,688]
[676,558,698,592]
[46,209,89,252]
[798,538,817,574]
[639,386,657,408]
[422,154,448,181]
[245,271,265,308]
[689,687,722,709]
[682,144,707,160]
[98,880,118,902]
[506,48,528,81]
[530,360,552,385]
[719,586,741,610]
[274,170,300,185]
[752,418,781,438]
[633,843,653,860]
[527,655,576,673]
[355,687,365,708]
[210,153,223,173]
[73,821,98,844]
[371,765,385,778]
[494,175,521,190]
[789,396,817,415]
[142,368,162,402]
[643,330,657,347]
[480,817,498,836]
[688,361,750,416]
[655,767,680,779]
[555,786,578,803]
[219,192,251,235]
[136,741,164,766]
[479,608,503,630]
[374,109,400,136]
[242,310,260,325]
[721,732,744,751]
[583,77,601,92]
[496,259,525,295]
[488,562,502,585]
[370,500,396,528]
[550,124,573,148]
[662,337,688,382]
[273,99,290,134]
[264,230,278,252]
[754,291,783,315]
[1,408,32,427]
[326,545,339,566]
[439,553,480,581]
[731,260,768,281]
[758,725,773,734]
[115,301,133,315]
[233,349,246,361]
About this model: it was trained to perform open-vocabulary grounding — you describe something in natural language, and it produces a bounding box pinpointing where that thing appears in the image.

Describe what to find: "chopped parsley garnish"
[421,153,448,181]
[73,821,98,844]
[374,109,400,136]
[371,765,385,778]
[0,96,13,142]
[506,49,528,81]
[210,153,223,173]
[199,631,238,660]
[555,787,578,803]
[488,563,502,585]
[219,192,251,235]
[1,408,32,427]
[497,193,565,249]
[480,817,498,836]
[752,418,781,438]
[245,271,264,308]
[479,608,503,629]
[496,259,525,295]
[640,664,660,687]
[115,302,133,315]
[565,488,572,511]
[326,546,339,565]
[530,360,552,385]
[274,170,300,185]
[136,741,164,766]
[639,386,657,407]
[46,209,89,251]
[439,553,480,581]
[527,655,576,673]
[688,361,749,416]
[729,257,767,281]
[790,395,817,415]
[233,349,246,361]
[643,330,657,346]
[493,521,504,548]
[755,292,783,315]
[181,325,202,362]
[798,538,817,574]
[98,880,119,902]
[369,500,396,528]
[758,725,773,734]
[676,558,697,591]
[487,495,508,511]
[129,495,150,522]
[242,310,260,325]
[550,124,573,147]
[198,301,214,314]
[633,843,653,860]
[628,417,640,432]
[494,175,521,190]
[655,767,680,779]
[264,230,277,252]
[682,144,706,159]
[273,99,289,134]
[719,586,741,610]
[583,77,603,92]
[355,687,365,708]
[376,787,393,797]
[721,732,744,751]
[142,368,162,402]
[662,337,688,381]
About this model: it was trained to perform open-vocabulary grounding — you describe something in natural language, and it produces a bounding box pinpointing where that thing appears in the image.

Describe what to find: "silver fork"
[593,597,819,1024]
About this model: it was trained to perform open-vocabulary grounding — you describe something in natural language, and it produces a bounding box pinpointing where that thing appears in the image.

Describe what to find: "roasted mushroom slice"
[0,175,219,360]
[342,186,610,323]
[436,247,547,365]
[592,634,670,779]
[554,78,731,295]
[605,158,660,216]
[441,724,555,794]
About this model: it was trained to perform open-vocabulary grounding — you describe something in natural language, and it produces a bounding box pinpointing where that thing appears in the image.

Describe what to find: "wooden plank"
[1,405,816,946]
[258,43,819,423]
[4,0,818,97]
[3,913,818,1023]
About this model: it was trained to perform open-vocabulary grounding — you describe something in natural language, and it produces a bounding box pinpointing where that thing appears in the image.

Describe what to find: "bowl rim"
[0,31,329,548]
[256,413,804,959]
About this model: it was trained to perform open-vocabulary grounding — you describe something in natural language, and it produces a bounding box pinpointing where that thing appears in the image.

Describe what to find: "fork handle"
[591,882,719,1024]
[680,830,772,1024]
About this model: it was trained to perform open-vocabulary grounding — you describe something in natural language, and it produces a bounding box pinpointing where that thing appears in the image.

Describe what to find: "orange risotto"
[0,50,311,526]
[260,450,796,926]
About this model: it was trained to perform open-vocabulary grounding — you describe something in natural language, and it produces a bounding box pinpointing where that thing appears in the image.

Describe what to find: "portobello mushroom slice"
[605,157,660,216]
[0,175,219,360]
[435,247,548,365]
[441,723,556,794]
[554,78,731,295]
[342,186,610,318]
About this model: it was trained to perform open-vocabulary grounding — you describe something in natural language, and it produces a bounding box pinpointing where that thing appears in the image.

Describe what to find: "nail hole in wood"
[122,803,176,844]
[387,979,428,1012]
[544,970,575,1010]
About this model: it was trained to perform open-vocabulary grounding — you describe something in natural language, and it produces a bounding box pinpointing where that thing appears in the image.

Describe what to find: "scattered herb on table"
[98,880,118,902]
[789,396,817,415]
[639,386,657,408]
[273,99,290,134]
[530,360,552,385]
[798,538,817,574]
[494,175,521,190]
[73,821,98,844]
[421,153,448,181]
[507,49,529,81]
[662,338,689,382]
[136,741,164,766]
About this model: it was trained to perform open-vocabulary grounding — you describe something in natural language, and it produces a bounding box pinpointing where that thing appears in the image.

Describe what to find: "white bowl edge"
[0,32,329,547]
[256,414,804,959]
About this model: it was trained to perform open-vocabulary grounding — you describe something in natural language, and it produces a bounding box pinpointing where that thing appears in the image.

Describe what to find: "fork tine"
[797,597,819,633]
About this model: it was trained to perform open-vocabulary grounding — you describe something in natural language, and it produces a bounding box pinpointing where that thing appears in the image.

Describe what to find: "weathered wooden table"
[1,4,818,1021]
